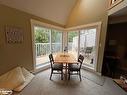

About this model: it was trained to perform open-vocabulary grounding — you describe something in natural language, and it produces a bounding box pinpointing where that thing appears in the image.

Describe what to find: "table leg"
[64,63,67,80]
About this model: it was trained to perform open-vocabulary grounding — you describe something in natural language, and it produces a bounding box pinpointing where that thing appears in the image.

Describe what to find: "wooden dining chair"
[68,54,84,81]
[49,54,63,80]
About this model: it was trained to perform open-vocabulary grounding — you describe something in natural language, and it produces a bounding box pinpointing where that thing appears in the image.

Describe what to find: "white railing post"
[35,43,63,57]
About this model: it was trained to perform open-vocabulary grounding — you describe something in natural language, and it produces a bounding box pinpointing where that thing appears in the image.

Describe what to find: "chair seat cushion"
[52,64,63,70]
[68,64,80,71]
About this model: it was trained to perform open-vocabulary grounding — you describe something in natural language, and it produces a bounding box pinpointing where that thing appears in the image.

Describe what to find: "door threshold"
[82,64,94,70]
[34,64,50,74]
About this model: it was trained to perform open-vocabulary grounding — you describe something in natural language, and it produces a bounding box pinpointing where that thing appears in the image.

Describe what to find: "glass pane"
[79,29,96,68]
[51,29,62,55]
[68,31,78,59]
[112,0,116,4]
[34,26,51,67]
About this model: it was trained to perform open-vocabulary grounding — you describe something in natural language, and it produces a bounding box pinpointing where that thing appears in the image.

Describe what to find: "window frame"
[31,19,102,73]
[31,19,64,72]
[66,22,102,72]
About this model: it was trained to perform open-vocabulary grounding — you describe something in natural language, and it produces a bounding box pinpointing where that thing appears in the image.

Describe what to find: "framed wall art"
[5,25,24,44]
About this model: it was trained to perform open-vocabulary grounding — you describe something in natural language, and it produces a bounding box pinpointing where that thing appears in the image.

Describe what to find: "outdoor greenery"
[52,30,62,43]
[68,31,78,42]
[34,26,62,43]
[35,27,49,43]
[35,26,77,43]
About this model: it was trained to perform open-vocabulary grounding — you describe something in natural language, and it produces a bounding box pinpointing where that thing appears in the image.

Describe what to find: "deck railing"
[35,43,60,57]
[35,43,73,57]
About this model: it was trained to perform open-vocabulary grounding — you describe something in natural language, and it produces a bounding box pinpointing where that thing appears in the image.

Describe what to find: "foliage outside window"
[35,27,50,43]
[68,31,78,42]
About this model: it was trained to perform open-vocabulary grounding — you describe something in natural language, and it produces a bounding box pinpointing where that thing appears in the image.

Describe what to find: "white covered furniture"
[0,67,34,92]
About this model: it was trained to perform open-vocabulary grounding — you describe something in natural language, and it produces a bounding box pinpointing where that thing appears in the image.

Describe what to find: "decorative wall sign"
[5,25,23,44]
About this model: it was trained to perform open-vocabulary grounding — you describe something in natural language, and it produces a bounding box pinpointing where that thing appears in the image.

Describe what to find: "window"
[67,31,79,59]
[34,26,63,68]
[109,0,123,9]
[31,20,101,71]
[68,28,97,70]
[79,29,96,68]
[111,0,117,4]
[51,30,62,54]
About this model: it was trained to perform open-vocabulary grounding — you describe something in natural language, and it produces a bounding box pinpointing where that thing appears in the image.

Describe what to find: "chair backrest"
[85,47,93,54]
[49,54,54,67]
[78,54,84,69]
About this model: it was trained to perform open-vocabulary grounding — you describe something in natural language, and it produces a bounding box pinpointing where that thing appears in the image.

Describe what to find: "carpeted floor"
[13,69,127,95]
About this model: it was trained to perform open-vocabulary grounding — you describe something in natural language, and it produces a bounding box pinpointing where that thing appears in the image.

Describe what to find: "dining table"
[54,52,78,79]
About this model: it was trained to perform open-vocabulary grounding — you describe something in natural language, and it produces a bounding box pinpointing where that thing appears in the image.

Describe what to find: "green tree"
[52,30,62,43]
[35,27,62,43]
[35,27,49,43]
[68,32,78,42]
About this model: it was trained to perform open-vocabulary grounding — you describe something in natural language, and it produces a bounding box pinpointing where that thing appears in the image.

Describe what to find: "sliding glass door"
[51,30,62,57]
[33,22,99,70]
[34,26,62,68]
[79,29,96,68]
[67,31,79,59]
[68,28,97,70]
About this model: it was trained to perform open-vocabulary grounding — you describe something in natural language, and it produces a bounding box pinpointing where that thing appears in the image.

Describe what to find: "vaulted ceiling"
[0,0,77,25]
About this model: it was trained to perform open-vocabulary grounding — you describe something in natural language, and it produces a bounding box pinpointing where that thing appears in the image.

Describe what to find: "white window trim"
[31,19,64,72]
[31,19,102,73]
[31,19,65,31]
[66,22,102,72]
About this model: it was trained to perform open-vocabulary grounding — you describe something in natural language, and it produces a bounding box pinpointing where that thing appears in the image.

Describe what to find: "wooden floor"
[14,69,127,95]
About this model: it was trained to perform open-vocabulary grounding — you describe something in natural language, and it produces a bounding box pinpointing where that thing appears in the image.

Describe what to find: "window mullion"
[78,30,80,58]
[50,29,52,53]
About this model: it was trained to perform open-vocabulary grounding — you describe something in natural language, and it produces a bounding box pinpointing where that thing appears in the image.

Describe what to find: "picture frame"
[5,25,23,44]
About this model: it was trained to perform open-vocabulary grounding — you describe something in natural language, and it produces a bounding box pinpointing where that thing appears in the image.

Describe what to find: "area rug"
[81,70,105,86]
[113,79,127,92]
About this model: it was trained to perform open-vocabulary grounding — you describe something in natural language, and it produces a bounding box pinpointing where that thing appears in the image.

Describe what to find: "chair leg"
[79,71,82,81]
[50,70,53,80]
[68,70,70,80]
[61,70,63,80]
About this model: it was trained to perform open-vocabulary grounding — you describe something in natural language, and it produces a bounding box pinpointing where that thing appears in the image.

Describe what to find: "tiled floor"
[14,69,127,95]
